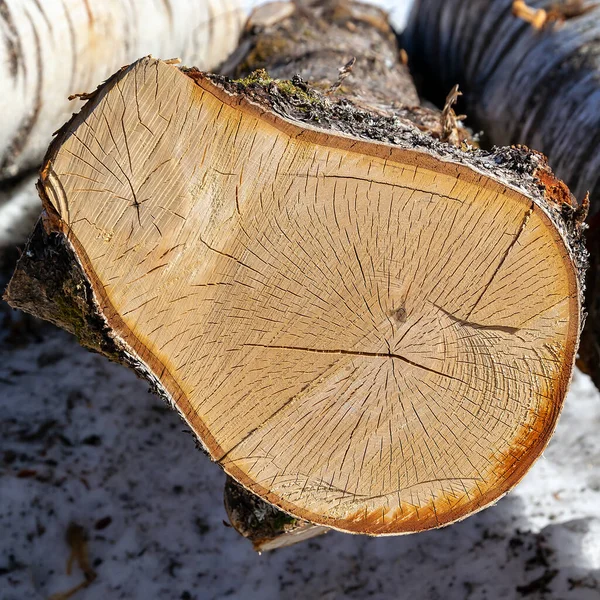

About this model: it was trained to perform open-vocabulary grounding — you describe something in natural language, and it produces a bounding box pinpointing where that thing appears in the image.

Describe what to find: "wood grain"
[403,0,600,393]
[35,57,580,534]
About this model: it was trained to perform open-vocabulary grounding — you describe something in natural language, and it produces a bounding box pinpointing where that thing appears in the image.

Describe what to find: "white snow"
[0,175,41,248]
[1,315,599,599]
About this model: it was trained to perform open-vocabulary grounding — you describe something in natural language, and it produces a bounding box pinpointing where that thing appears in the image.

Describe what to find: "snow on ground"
[1,288,599,600]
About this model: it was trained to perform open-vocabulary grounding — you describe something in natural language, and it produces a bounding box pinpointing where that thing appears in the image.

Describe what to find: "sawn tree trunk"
[4,1,587,550]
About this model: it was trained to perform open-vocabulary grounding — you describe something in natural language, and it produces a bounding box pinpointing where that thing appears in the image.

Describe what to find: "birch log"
[403,0,600,387]
[4,1,586,547]
[0,0,247,181]
[0,0,412,184]
[0,0,412,249]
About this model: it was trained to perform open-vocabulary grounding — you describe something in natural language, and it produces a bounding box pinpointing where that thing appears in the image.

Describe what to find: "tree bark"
[0,0,247,181]
[403,0,600,388]
[4,0,586,549]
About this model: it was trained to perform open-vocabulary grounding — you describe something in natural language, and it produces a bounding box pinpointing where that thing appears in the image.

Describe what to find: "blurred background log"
[0,0,249,255]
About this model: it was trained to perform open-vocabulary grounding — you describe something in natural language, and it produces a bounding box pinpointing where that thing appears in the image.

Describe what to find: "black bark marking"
[0,0,23,79]
[0,6,42,174]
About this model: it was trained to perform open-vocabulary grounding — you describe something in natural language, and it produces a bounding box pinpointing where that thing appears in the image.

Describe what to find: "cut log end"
[7,57,583,536]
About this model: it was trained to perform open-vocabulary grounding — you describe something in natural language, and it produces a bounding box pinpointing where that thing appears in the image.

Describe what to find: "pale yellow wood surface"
[40,58,579,534]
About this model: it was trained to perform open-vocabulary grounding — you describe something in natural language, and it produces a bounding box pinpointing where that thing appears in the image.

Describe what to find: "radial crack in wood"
[6,56,584,536]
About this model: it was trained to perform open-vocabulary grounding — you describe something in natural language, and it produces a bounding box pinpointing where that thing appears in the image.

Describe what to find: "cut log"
[5,2,585,543]
[403,0,600,387]
[0,0,247,181]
